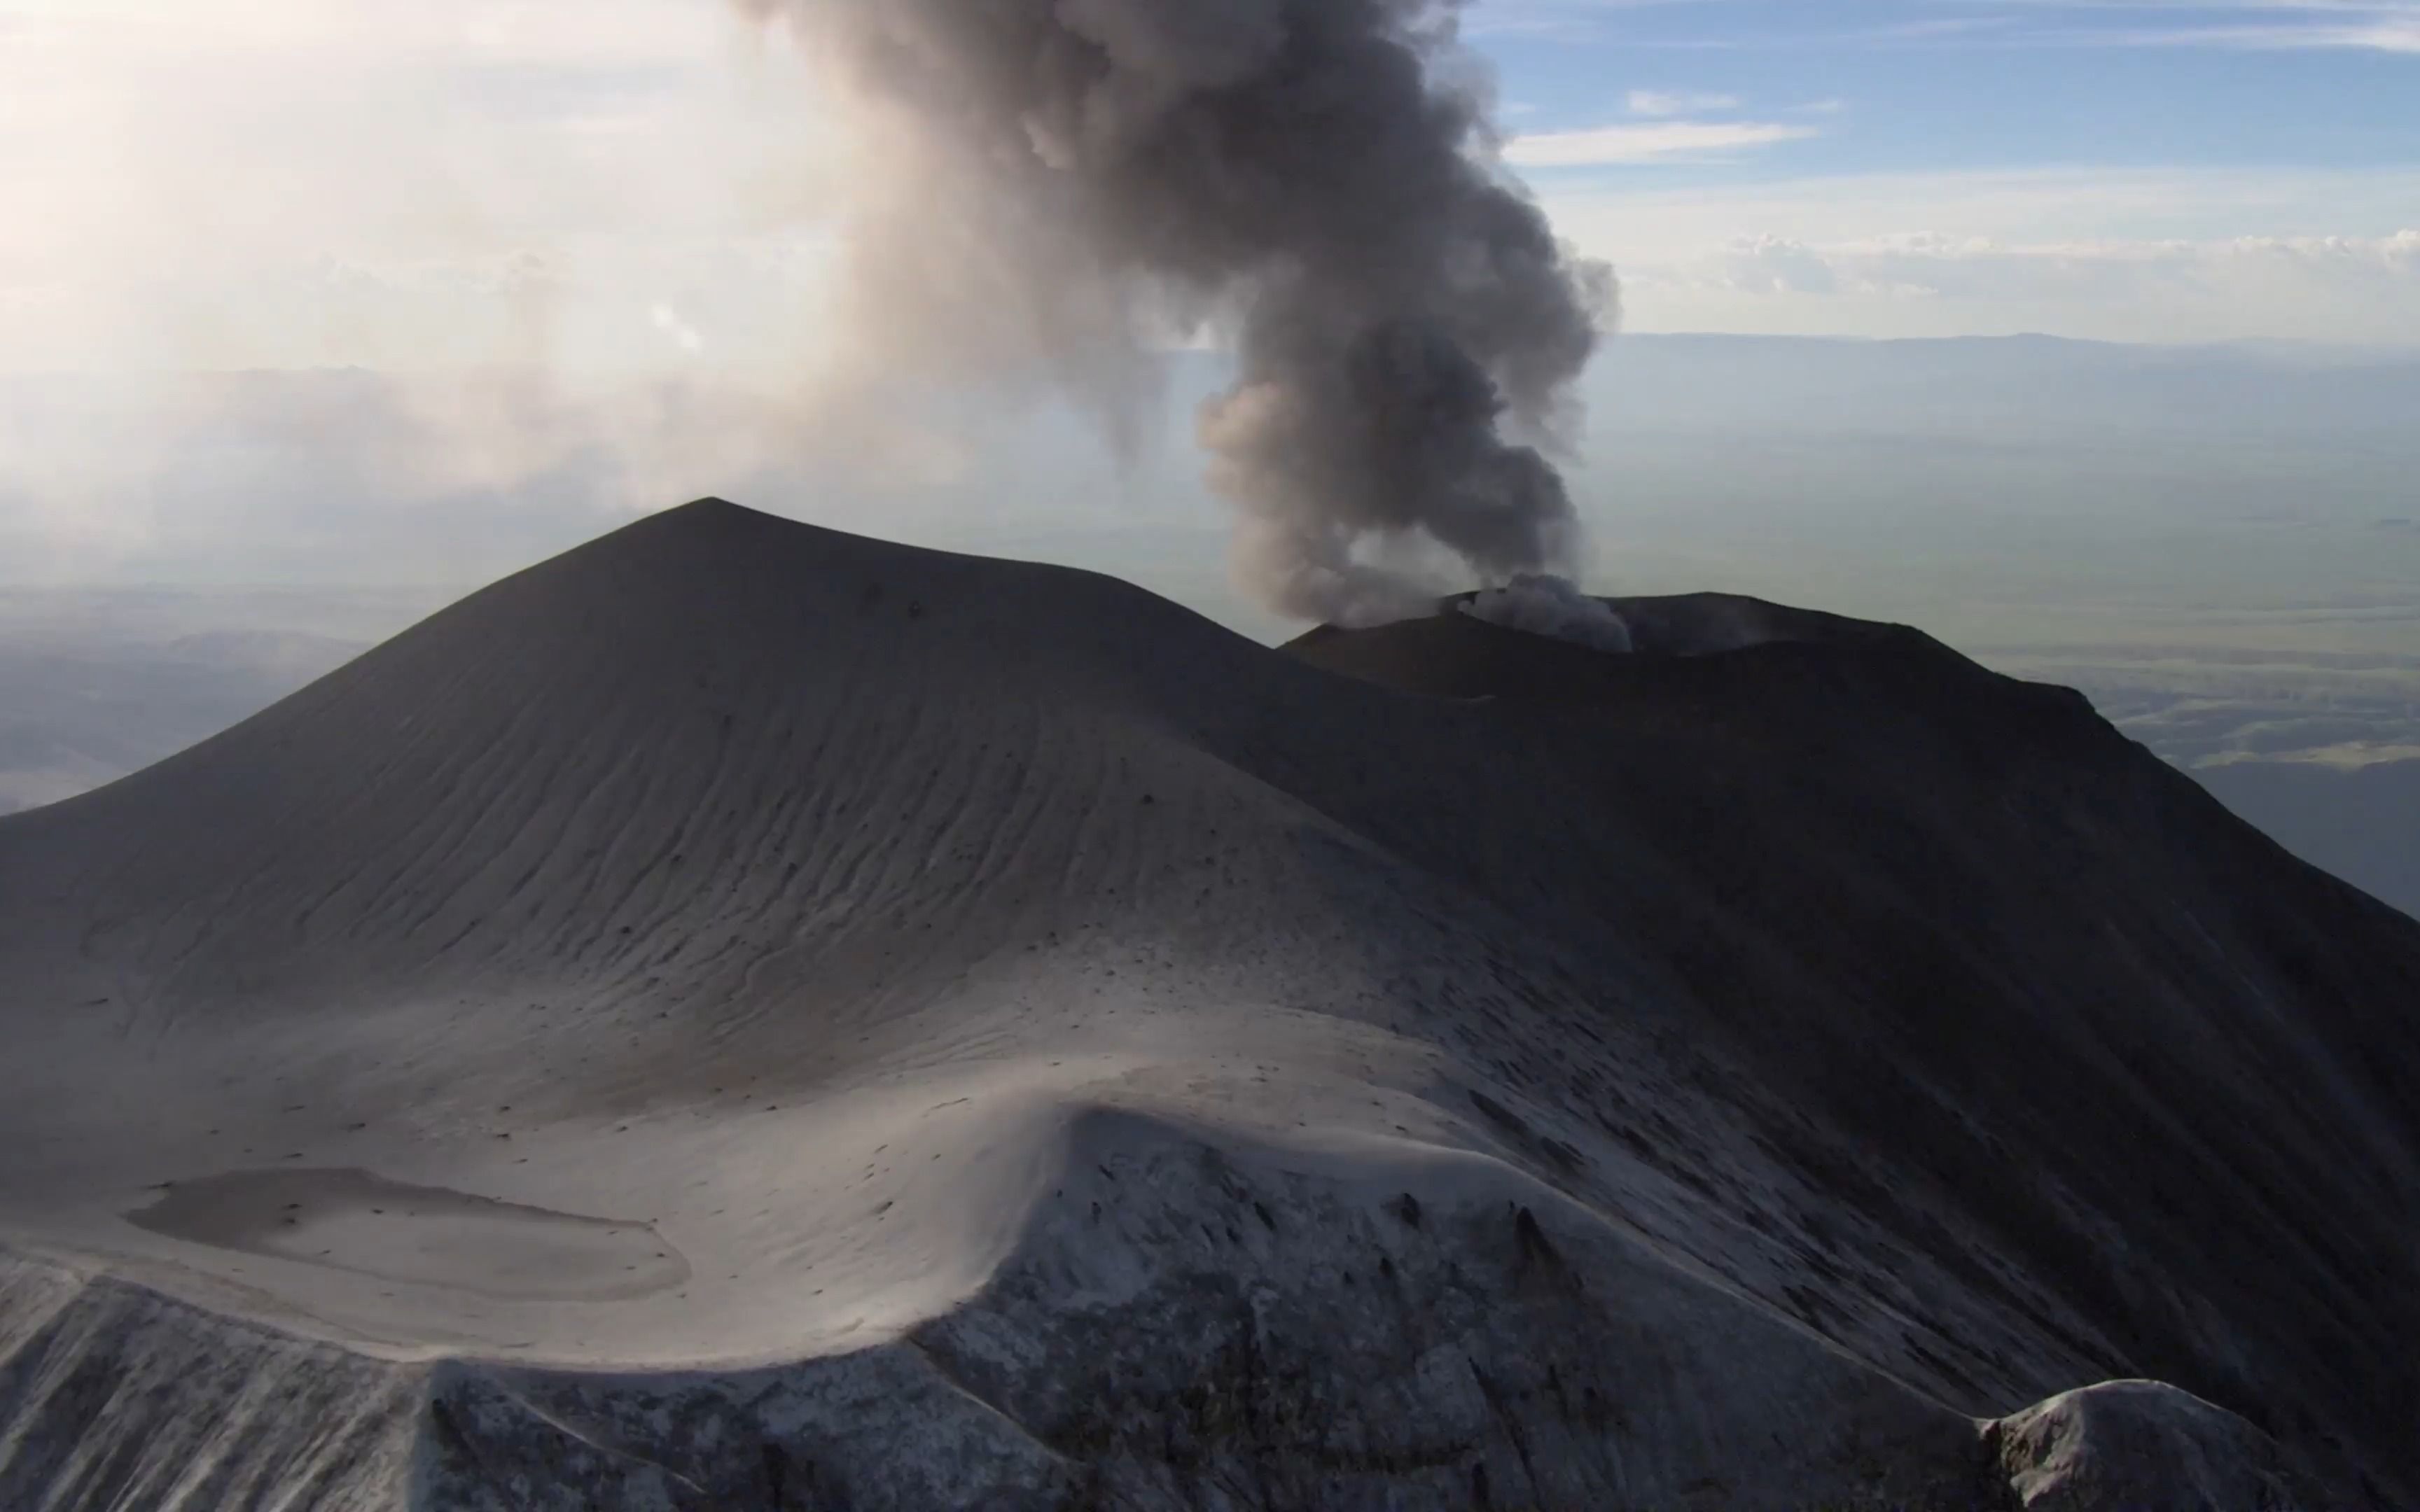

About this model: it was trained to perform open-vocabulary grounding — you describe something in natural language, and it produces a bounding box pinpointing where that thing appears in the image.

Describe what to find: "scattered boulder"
[1991,1380,2337,1511]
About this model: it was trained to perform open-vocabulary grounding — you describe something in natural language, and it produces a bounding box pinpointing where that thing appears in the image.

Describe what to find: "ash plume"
[744,0,1615,624]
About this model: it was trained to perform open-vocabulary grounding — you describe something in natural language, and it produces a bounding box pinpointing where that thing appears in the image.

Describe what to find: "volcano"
[1,499,2414,1509]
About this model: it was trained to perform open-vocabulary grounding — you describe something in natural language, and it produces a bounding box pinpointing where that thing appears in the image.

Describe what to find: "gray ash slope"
[0,499,2412,1509]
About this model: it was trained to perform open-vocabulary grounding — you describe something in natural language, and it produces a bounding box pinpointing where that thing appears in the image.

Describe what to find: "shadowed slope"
[1293,592,2420,1498]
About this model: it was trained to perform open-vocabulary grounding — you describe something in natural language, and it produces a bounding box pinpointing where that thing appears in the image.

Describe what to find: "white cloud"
[648,303,707,355]
[1539,165,2420,342]
[1987,2,2420,55]
[1626,90,1743,117]
[1508,0,2420,56]
[1693,227,2420,298]
[1872,15,2025,41]
[0,0,842,374]
[1704,235,1843,295]
[2113,18,2420,52]
[1543,163,2420,257]
[1631,228,2420,342]
[1505,120,1821,168]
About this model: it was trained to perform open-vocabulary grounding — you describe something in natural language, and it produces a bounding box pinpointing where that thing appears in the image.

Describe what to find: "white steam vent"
[1460,575,1634,654]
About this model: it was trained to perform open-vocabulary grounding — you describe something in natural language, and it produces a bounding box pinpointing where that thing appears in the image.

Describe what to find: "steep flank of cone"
[1291,601,2420,1502]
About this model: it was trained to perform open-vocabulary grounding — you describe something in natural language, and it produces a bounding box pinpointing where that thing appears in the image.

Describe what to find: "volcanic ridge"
[1,498,2414,1510]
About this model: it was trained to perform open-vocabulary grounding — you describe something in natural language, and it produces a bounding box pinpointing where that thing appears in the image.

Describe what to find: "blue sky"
[1434,2,2420,340]
[1480,2,2419,180]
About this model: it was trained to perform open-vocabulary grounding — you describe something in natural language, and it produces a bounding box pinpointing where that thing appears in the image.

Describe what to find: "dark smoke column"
[746,0,1614,624]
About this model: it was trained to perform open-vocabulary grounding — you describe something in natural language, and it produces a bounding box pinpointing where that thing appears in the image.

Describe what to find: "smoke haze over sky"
[6,0,2417,381]
[2,0,2416,592]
